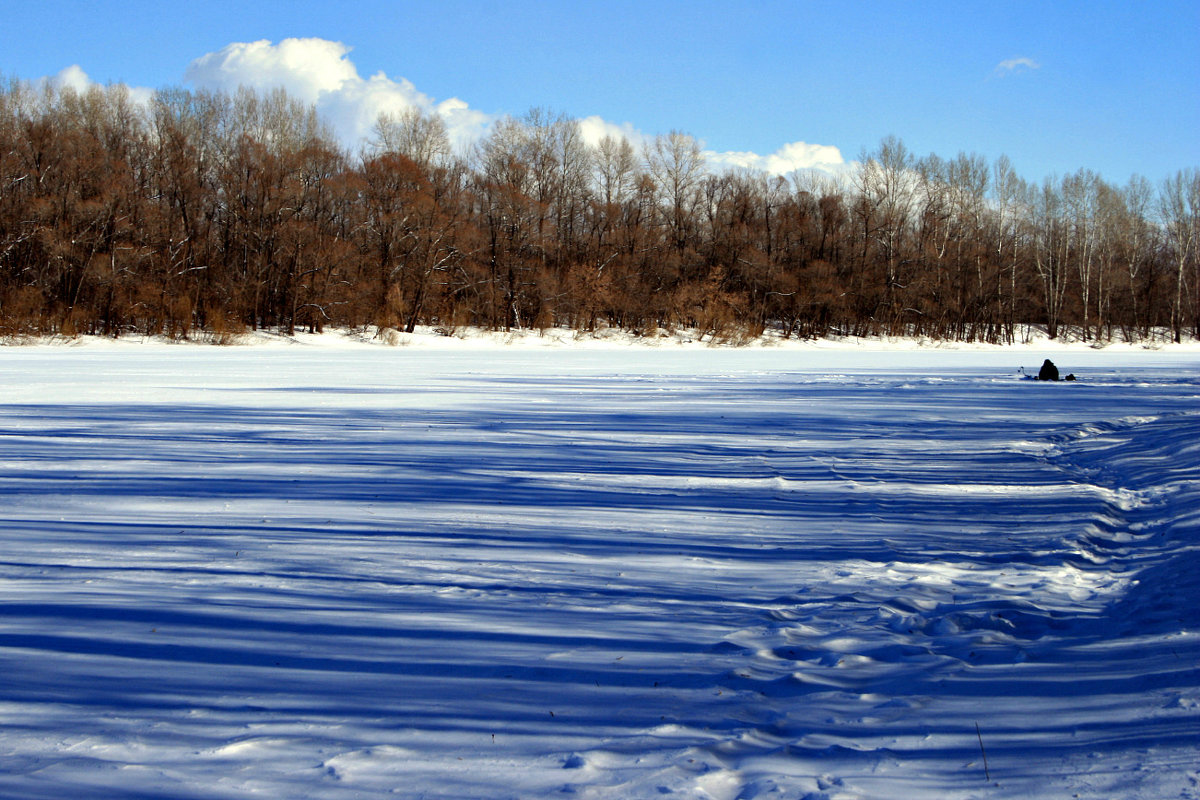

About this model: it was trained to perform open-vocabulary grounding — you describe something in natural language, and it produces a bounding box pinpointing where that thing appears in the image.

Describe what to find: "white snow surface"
[1,332,1198,799]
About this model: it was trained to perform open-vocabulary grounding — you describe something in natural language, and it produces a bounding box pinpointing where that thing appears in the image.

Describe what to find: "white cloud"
[38,38,846,176]
[576,115,649,151]
[184,37,490,153]
[993,57,1040,77]
[186,38,358,99]
[576,116,844,177]
[44,65,156,108]
[182,38,848,174]
[708,140,847,176]
[52,65,93,94]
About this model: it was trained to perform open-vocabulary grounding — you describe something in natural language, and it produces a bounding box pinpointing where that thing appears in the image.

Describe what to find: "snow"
[1,334,1198,799]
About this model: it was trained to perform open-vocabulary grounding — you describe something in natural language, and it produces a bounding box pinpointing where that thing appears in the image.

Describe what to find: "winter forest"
[2,78,1198,344]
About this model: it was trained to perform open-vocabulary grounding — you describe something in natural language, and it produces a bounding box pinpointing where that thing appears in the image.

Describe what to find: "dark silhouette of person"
[1038,359,1060,381]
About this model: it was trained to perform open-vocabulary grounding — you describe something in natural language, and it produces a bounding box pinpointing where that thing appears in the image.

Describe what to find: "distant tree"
[0,75,1196,344]
[990,155,1027,343]
[645,130,704,254]
[1159,168,1200,341]
[1061,169,1101,340]
[852,136,916,333]
[369,107,451,169]
[1113,175,1156,338]
[592,135,638,211]
[1030,178,1070,339]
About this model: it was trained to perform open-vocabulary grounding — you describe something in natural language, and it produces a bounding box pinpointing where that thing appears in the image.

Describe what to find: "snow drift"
[0,343,1197,799]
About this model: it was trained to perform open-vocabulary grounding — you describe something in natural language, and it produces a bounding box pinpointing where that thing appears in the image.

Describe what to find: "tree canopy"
[2,79,1197,342]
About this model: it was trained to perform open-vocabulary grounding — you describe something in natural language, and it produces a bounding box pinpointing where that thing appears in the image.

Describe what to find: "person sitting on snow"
[1038,359,1060,381]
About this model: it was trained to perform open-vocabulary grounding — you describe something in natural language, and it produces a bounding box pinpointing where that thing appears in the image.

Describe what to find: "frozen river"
[0,339,1197,799]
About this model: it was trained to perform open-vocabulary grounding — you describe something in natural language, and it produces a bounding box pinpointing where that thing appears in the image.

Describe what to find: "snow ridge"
[648,411,1200,800]
[0,348,1197,799]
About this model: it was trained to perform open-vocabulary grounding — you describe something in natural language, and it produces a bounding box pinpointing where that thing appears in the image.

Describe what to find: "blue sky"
[2,0,1196,182]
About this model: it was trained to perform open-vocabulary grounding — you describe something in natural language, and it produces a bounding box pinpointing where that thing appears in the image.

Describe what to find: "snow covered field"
[1,335,1198,799]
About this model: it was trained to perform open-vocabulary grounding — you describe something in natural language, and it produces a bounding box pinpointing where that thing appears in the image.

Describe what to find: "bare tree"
[592,135,638,210]
[1061,169,1100,339]
[1031,177,1070,339]
[1114,175,1155,337]
[1159,168,1200,341]
[2,72,1197,344]
[369,107,451,169]
[853,136,916,332]
[645,130,705,253]
[991,155,1026,342]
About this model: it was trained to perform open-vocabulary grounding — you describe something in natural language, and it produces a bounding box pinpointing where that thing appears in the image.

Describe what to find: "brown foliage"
[0,79,1195,343]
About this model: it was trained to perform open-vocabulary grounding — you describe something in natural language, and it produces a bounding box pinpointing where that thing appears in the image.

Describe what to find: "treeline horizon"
[2,77,1198,343]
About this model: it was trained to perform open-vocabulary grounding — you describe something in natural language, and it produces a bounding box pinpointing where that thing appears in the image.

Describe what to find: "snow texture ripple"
[0,344,1197,799]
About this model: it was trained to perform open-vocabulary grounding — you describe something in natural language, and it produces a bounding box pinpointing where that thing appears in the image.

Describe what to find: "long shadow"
[0,372,1197,794]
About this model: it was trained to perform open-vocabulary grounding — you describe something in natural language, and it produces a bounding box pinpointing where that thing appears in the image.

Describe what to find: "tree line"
[2,77,1197,343]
